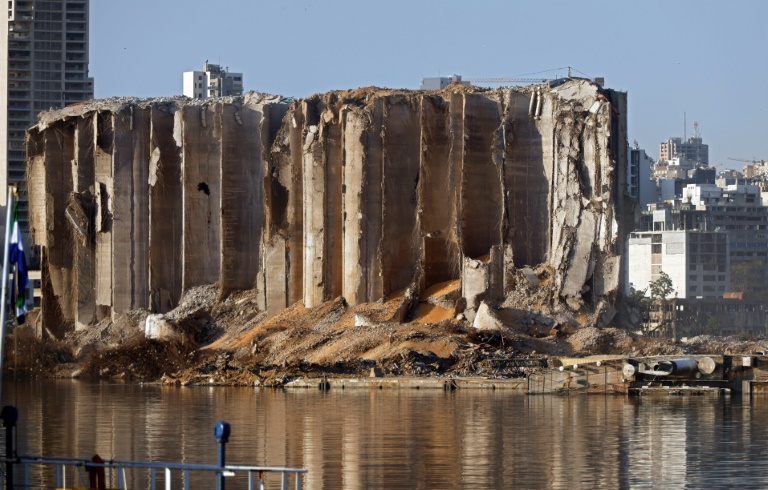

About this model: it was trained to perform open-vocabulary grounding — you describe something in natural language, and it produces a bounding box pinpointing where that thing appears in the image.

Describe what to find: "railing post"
[281,472,288,490]
[165,467,171,490]
[214,421,230,490]
[295,472,302,490]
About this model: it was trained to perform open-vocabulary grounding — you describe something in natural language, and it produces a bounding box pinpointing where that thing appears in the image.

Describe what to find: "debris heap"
[27,80,630,337]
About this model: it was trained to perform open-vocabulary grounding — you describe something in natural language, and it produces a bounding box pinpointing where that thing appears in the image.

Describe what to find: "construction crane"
[464,77,552,85]
[728,157,766,165]
[462,67,604,86]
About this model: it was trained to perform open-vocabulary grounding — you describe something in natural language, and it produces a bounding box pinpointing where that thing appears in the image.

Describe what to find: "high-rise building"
[0,0,93,235]
[628,145,656,210]
[658,136,709,166]
[183,61,243,99]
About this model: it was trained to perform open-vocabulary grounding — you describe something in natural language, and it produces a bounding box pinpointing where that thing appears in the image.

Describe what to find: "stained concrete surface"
[27,81,629,338]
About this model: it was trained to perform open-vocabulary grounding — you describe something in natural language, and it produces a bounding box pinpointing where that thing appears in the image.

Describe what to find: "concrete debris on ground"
[8,282,768,386]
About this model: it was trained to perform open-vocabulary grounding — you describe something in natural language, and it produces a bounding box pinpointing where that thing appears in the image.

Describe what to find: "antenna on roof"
[684,112,687,140]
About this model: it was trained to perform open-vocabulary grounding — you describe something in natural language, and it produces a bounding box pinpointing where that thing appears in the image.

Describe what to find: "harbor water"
[4,379,768,488]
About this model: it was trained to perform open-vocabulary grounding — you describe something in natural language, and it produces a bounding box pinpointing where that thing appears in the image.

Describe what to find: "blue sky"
[91,0,767,169]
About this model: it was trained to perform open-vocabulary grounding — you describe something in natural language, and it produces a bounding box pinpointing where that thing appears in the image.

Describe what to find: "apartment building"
[626,227,729,299]
[659,136,709,166]
[183,61,243,99]
[628,146,656,210]
[0,0,93,236]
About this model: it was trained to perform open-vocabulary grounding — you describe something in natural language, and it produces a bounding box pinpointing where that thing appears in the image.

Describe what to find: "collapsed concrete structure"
[26,80,630,337]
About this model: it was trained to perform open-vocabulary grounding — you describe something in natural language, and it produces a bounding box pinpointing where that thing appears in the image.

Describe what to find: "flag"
[9,202,27,324]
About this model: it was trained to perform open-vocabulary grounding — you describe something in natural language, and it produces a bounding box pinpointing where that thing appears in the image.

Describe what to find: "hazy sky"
[90,0,767,169]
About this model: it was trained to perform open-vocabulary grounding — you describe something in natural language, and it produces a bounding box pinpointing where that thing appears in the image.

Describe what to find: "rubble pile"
[9,279,768,384]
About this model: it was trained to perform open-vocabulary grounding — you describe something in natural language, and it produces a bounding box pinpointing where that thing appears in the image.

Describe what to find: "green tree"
[649,271,676,339]
[649,271,674,301]
[628,285,647,305]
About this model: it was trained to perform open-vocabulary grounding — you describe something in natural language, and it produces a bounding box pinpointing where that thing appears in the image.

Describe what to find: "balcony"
[9,24,31,33]
[8,73,31,82]
[8,112,33,122]
[8,81,31,90]
[8,92,31,101]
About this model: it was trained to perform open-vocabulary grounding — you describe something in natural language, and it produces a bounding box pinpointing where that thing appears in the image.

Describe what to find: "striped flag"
[9,202,27,324]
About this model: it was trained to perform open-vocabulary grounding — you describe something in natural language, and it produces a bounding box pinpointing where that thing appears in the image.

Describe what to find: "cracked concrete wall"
[220,101,263,292]
[181,104,222,291]
[418,95,459,287]
[94,112,113,318]
[73,115,96,329]
[149,104,182,313]
[28,80,629,336]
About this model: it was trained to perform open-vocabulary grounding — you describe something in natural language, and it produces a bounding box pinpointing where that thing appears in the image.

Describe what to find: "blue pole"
[214,421,230,490]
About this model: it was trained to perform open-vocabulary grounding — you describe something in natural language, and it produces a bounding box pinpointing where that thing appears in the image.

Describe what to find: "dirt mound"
[79,336,201,380]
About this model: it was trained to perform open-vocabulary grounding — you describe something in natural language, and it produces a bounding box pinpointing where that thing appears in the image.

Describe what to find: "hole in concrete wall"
[96,112,113,153]
[197,182,210,196]
[99,182,112,232]
[269,177,289,231]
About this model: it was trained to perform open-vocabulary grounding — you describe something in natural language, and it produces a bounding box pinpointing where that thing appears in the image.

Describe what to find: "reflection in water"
[4,380,768,488]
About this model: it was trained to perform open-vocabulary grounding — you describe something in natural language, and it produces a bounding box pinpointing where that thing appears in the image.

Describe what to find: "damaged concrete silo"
[26,79,630,338]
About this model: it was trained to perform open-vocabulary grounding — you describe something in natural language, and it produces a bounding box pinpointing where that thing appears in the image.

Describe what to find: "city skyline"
[88,1,768,170]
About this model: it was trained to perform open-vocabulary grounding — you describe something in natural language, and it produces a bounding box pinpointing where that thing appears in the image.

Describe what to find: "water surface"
[4,379,768,488]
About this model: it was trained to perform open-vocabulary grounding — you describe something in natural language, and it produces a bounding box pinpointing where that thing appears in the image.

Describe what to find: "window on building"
[652,244,662,254]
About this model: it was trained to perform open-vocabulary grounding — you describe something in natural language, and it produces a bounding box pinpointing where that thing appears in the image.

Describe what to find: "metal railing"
[7,454,307,489]
[0,418,306,490]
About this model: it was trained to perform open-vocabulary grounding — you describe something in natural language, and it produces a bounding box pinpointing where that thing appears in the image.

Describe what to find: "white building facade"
[183,61,243,99]
[626,229,729,299]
